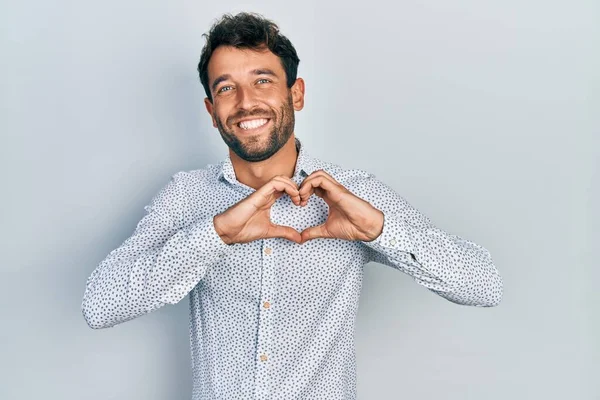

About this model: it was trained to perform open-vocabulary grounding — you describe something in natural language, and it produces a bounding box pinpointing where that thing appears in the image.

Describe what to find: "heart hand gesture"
[213,170,384,245]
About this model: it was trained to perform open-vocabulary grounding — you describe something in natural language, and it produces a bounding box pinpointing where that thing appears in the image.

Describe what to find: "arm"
[353,173,503,307]
[81,172,233,329]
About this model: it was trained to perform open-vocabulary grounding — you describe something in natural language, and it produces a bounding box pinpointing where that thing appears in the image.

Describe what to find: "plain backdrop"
[1,0,598,399]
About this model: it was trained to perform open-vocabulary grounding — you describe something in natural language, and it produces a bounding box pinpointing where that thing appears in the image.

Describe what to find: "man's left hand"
[298,170,384,244]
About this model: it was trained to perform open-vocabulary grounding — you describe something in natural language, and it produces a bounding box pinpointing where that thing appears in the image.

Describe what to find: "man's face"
[204,45,305,162]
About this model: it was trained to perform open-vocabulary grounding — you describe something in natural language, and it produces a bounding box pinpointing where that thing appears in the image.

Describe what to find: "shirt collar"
[218,136,317,186]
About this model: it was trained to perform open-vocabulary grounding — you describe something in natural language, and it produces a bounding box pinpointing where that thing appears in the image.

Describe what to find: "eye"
[257,78,271,84]
[217,85,233,94]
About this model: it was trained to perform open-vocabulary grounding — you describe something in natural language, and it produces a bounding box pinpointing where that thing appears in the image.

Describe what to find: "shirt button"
[260,354,268,362]
[264,247,273,255]
[389,238,397,246]
[263,301,271,309]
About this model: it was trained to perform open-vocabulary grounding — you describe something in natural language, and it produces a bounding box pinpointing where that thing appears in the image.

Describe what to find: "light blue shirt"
[81,136,503,399]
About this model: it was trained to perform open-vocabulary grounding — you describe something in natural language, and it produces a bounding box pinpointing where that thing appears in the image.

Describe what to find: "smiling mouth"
[237,118,271,131]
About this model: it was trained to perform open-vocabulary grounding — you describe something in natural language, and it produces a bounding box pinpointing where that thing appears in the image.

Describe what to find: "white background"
[1,0,598,399]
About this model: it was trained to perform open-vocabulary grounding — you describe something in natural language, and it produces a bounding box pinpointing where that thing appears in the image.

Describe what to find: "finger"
[271,176,302,205]
[272,175,300,187]
[300,223,330,243]
[301,170,340,186]
[299,172,338,195]
[258,178,300,206]
[266,224,302,243]
[298,176,340,203]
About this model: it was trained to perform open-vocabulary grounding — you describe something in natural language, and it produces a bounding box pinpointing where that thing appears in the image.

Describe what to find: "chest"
[188,189,368,305]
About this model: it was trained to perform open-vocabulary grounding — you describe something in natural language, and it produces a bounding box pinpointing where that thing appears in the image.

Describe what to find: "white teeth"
[238,118,269,130]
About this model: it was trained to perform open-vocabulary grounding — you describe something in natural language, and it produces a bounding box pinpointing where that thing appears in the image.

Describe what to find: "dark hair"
[197,12,300,102]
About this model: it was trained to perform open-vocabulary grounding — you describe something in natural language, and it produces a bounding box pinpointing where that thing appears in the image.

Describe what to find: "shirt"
[81,136,503,400]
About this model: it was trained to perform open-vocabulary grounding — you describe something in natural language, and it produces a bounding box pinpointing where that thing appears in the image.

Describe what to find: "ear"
[290,78,305,111]
[204,97,217,128]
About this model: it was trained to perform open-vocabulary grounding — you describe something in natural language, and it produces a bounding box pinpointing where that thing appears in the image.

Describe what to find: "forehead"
[207,46,285,81]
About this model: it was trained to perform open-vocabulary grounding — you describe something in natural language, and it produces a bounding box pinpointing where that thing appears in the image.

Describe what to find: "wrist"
[364,209,384,242]
[213,214,233,245]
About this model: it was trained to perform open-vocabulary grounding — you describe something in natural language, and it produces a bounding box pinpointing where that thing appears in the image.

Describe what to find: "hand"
[213,175,303,245]
[298,170,384,244]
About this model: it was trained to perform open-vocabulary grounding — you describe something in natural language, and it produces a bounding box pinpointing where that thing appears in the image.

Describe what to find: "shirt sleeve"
[349,172,503,307]
[81,172,234,329]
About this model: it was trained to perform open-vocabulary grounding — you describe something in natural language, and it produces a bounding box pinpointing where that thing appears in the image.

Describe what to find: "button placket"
[260,239,275,326]
[255,239,276,397]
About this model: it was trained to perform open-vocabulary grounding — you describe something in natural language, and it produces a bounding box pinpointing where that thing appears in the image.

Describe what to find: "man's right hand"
[213,175,303,245]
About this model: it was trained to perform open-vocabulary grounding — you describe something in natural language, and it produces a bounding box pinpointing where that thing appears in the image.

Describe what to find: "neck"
[229,134,299,190]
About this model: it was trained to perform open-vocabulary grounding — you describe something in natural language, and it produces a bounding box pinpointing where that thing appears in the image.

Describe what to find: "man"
[81,11,503,400]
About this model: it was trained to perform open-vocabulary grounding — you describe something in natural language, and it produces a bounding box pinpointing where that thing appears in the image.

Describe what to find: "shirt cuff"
[160,216,235,304]
[189,216,235,261]
[361,212,416,256]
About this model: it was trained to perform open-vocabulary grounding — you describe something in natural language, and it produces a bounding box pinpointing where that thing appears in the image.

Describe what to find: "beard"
[215,92,295,162]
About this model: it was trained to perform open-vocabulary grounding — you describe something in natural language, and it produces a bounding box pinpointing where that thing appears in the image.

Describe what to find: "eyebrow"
[211,68,279,93]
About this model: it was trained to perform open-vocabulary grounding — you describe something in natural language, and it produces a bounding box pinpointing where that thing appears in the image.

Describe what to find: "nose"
[235,85,259,110]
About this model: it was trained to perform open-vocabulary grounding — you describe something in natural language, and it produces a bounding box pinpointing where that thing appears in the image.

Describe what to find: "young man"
[82,12,503,400]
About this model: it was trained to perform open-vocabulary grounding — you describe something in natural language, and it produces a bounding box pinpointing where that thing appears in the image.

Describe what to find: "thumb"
[266,224,302,244]
[300,224,329,243]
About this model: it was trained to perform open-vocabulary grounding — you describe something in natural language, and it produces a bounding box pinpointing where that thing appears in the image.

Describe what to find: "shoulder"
[166,162,223,191]
[148,162,222,210]
[146,163,223,220]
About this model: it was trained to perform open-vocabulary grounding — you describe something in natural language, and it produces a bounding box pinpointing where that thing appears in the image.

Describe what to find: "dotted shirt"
[81,136,503,400]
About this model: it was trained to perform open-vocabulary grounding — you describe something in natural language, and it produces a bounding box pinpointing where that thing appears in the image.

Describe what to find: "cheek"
[213,104,231,124]
[265,97,288,115]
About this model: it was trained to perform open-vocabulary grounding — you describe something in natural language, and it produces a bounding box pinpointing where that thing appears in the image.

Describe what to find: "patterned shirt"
[81,136,503,400]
